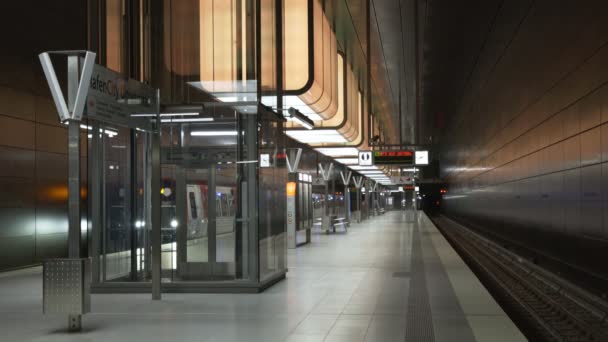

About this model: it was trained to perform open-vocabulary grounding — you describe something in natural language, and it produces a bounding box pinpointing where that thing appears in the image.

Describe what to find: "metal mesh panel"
[43,259,90,315]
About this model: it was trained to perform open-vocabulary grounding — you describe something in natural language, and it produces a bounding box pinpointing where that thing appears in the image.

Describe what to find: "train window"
[189,192,198,219]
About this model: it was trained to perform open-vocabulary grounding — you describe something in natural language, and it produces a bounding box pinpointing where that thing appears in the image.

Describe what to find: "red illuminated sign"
[373,150,414,165]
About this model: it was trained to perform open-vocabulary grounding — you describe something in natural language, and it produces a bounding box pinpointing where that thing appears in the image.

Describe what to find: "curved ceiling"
[333,0,506,148]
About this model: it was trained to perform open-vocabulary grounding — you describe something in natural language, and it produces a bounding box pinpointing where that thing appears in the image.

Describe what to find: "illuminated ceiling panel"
[286,129,347,144]
[315,147,360,157]
[335,158,359,165]
[283,0,338,121]
[286,54,364,147]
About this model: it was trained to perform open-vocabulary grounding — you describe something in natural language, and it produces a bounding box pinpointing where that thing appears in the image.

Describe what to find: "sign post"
[352,176,364,223]
[39,51,161,331]
[286,181,297,248]
[319,163,334,233]
[340,171,352,225]
[286,148,302,248]
[39,50,96,333]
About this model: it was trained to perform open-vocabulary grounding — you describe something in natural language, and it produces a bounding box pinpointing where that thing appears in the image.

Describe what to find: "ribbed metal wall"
[441,0,608,288]
[0,1,87,270]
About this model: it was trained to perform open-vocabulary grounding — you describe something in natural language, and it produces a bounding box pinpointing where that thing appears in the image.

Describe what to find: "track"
[432,215,608,342]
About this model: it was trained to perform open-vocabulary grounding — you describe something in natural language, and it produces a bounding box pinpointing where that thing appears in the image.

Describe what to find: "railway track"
[432,215,608,342]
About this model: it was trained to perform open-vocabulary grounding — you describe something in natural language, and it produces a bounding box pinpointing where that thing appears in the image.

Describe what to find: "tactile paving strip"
[405,226,436,341]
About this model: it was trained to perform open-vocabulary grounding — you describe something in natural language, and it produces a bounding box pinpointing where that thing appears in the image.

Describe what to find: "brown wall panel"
[0,178,36,208]
[0,208,35,238]
[35,232,68,260]
[0,116,35,150]
[35,124,67,154]
[0,86,35,121]
[0,146,35,178]
[35,152,67,181]
[34,96,62,128]
[441,0,608,290]
[0,236,36,270]
[0,0,87,271]
[34,206,68,236]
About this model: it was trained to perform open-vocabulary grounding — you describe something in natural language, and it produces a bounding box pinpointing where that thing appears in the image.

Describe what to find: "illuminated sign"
[358,151,373,166]
[286,182,297,197]
[286,181,297,248]
[415,151,429,165]
[275,152,287,167]
[260,154,270,167]
[373,151,413,165]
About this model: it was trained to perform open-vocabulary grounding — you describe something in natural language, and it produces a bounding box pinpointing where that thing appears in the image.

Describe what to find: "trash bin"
[43,258,91,331]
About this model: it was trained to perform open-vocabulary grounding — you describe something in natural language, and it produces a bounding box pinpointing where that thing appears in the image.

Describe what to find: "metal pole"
[208,165,217,263]
[66,55,82,332]
[67,55,81,259]
[319,163,333,233]
[129,130,137,280]
[356,188,361,222]
[175,166,187,276]
[90,121,101,283]
[143,133,151,279]
[67,121,81,259]
[246,113,258,281]
[151,91,162,300]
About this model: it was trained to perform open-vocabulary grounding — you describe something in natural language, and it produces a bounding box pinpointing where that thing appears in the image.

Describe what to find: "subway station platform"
[0,211,525,342]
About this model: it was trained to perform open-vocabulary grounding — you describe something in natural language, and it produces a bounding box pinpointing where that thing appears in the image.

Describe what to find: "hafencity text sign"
[85,60,156,129]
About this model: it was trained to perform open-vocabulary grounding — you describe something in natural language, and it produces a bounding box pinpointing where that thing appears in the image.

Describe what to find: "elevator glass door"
[174,163,238,280]
[160,114,251,282]
[89,121,152,283]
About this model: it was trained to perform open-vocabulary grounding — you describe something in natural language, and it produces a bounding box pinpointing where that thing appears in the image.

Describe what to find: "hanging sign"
[85,62,156,129]
[373,151,413,165]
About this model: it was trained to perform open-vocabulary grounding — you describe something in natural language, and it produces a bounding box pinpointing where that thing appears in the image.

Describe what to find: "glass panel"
[213,164,237,264]
[160,0,258,105]
[100,125,131,281]
[159,164,177,272]
[160,112,247,282]
[185,168,209,263]
[86,122,150,283]
[133,130,150,279]
[258,111,287,281]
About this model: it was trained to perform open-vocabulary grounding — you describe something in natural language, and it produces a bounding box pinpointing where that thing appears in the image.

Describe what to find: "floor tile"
[0,211,524,342]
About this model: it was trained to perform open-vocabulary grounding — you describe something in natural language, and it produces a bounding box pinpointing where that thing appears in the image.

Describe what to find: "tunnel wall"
[440,0,608,288]
[0,1,88,270]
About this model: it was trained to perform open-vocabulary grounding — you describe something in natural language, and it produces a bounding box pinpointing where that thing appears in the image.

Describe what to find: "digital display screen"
[373,151,413,165]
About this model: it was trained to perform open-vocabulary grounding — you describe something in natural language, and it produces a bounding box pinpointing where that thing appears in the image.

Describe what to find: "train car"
[160,180,237,244]
[185,183,236,241]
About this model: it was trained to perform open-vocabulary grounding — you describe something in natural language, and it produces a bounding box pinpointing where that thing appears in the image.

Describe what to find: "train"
[161,181,237,244]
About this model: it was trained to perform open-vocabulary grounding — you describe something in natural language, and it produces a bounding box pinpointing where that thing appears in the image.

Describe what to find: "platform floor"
[0,211,525,342]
